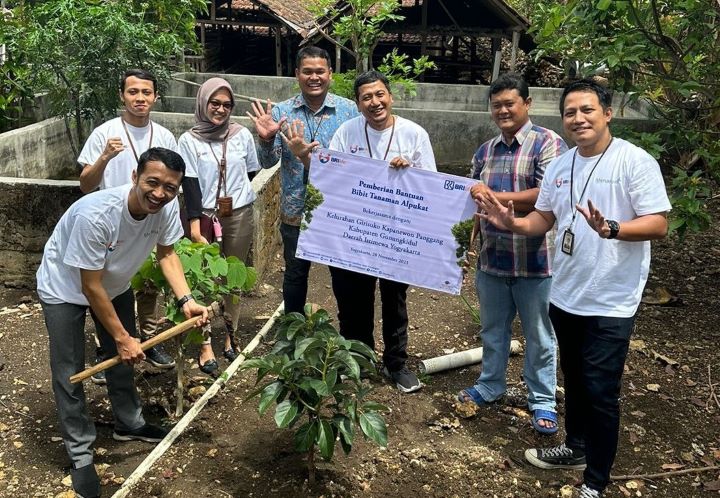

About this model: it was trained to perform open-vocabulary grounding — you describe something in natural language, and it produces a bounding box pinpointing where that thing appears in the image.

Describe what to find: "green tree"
[2,0,205,153]
[310,0,403,72]
[530,0,719,238]
[241,306,388,485]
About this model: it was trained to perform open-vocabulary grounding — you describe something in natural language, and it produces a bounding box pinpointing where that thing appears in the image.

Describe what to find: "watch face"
[607,220,620,238]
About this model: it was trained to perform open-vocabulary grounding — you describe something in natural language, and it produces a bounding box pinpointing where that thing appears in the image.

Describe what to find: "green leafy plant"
[131,238,256,415]
[240,306,389,485]
[2,0,205,151]
[331,49,436,100]
[301,183,325,231]
[528,0,720,237]
[668,167,711,240]
[451,218,476,266]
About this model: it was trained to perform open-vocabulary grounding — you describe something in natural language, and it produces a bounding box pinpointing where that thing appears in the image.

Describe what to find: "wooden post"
[275,27,282,76]
[510,30,520,72]
[335,45,341,73]
[420,0,429,81]
[491,36,502,82]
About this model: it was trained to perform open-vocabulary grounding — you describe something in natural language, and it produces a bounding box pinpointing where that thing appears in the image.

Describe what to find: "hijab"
[189,77,243,142]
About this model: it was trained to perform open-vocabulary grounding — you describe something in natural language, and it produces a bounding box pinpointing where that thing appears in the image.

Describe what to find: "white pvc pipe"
[419,339,522,375]
[112,301,285,498]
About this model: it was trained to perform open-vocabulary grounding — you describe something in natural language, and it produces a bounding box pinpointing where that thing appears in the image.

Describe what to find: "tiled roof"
[231,0,316,33]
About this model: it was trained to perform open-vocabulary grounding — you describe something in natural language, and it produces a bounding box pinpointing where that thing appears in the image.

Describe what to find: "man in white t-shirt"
[78,69,178,373]
[37,148,209,498]
[283,70,436,393]
[475,79,671,498]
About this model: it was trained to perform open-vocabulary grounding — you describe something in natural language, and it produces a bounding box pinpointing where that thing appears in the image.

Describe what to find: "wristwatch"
[606,220,620,239]
[176,294,195,309]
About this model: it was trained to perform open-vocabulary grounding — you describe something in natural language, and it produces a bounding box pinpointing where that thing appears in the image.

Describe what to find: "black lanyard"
[569,137,613,226]
[364,116,395,161]
[302,107,325,142]
[121,119,153,163]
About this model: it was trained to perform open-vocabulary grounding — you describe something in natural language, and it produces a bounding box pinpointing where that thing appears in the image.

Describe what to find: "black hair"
[489,73,529,100]
[296,46,332,70]
[120,69,158,93]
[137,147,185,177]
[353,70,391,100]
[559,78,613,114]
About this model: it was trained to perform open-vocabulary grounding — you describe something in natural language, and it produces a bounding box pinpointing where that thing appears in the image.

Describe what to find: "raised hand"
[279,119,319,166]
[247,99,286,141]
[577,199,611,238]
[102,137,125,161]
[474,189,514,231]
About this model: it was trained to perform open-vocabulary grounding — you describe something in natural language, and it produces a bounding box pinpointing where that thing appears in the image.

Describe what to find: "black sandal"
[198,355,219,376]
[222,329,240,362]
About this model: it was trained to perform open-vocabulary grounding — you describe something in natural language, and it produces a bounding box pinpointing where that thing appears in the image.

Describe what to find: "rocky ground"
[1,204,719,498]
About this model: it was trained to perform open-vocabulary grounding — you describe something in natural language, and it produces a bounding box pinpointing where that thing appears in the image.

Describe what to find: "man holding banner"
[330,70,436,393]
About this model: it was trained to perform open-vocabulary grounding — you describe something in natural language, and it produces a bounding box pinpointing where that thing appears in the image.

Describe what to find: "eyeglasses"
[208,100,234,110]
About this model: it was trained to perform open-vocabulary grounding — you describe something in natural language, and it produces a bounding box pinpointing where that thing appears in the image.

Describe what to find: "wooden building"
[194,0,532,84]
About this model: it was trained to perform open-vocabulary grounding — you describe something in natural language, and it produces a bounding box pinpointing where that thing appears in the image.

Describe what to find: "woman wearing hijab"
[179,77,260,375]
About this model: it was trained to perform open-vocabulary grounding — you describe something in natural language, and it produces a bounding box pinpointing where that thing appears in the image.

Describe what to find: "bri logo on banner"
[443,180,467,192]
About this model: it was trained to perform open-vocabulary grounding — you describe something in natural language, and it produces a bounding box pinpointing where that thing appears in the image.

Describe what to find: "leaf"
[274,400,298,428]
[661,463,685,470]
[226,261,247,289]
[208,257,228,278]
[334,350,360,380]
[293,421,318,453]
[258,381,283,415]
[286,320,305,340]
[294,337,321,359]
[348,340,377,360]
[705,480,720,491]
[333,414,354,447]
[361,401,389,412]
[359,412,387,448]
[316,420,335,461]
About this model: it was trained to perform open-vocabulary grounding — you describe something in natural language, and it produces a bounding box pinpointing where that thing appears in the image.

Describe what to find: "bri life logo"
[443,179,467,192]
[318,152,331,163]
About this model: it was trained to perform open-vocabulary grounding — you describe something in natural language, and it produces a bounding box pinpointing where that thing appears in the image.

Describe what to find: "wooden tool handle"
[69,302,221,384]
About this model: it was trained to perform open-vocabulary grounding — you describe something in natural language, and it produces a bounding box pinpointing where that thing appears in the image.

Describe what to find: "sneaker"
[579,484,602,498]
[90,352,107,385]
[113,423,169,443]
[524,443,587,470]
[382,365,422,393]
[90,369,106,385]
[71,463,100,498]
[144,344,176,369]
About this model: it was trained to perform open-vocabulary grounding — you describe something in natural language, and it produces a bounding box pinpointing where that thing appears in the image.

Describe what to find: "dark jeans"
[549,304,636,492]
[280,222,311,315]
[329,266,409,371]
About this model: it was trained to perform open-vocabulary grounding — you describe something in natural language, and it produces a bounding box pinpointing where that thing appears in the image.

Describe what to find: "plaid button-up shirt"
[471,120,567,277]
[257,92,358,226]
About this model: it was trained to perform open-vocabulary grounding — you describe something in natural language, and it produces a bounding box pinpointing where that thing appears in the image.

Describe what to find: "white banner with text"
[296,149,477,295]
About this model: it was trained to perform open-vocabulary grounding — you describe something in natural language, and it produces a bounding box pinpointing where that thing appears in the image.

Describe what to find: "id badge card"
[561,228,575,256]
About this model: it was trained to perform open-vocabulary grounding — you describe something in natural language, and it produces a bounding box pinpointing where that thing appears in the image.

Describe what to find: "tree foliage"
[241,306,388,484]
[529,0,720,238]
[0,0,205,151]
[310,0,403,72]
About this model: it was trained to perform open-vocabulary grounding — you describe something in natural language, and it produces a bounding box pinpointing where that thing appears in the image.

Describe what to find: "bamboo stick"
[69,302,221,384]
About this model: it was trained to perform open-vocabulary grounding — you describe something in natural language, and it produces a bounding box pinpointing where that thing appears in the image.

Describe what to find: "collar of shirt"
[292,93,337,112]
[492,119,534,148]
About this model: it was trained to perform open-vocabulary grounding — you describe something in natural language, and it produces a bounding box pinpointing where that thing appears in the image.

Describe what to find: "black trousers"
[329,266,409,371]
[549,304,636,492]
[280,223,311,315]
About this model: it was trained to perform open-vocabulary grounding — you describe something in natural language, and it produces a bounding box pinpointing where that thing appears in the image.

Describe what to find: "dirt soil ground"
[1,205,719,498]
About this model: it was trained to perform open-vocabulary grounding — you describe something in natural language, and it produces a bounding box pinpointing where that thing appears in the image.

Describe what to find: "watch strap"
[176,294,194,309]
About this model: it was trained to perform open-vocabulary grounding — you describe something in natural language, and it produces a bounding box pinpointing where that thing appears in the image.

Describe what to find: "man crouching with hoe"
[36,147,209,497]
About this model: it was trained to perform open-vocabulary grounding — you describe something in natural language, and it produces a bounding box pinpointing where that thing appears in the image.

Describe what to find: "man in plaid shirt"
[459,73,567,434]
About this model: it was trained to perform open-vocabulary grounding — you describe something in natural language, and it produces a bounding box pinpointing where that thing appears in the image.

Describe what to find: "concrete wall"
[0,117,78,179]
[0,168,281,290]
[167,72,649,117]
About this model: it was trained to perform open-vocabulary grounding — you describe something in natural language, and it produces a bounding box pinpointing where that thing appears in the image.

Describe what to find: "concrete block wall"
[0,169,282,290]
[0,117,78,179]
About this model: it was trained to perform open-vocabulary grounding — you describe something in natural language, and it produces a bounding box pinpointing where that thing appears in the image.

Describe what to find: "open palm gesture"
[247,99,285,141]
[279,119,319,165]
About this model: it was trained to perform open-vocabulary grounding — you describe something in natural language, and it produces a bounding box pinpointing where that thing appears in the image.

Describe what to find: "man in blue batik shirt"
[248,46,358,314]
